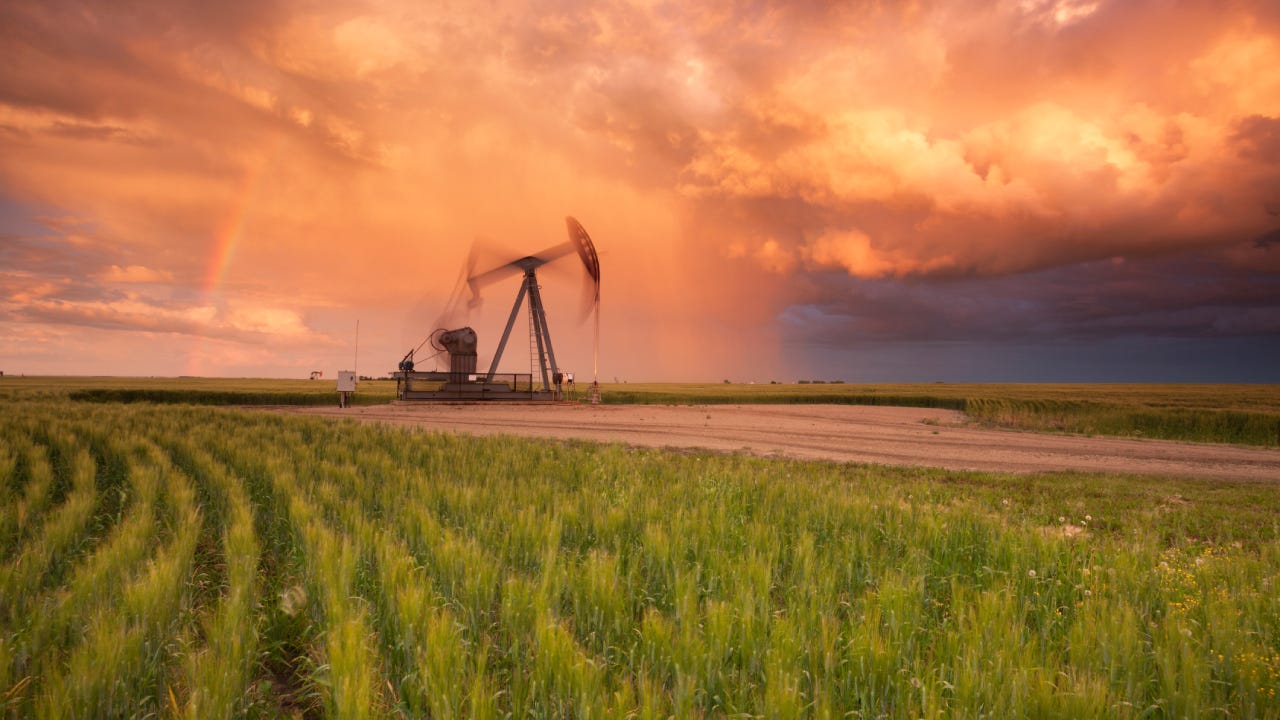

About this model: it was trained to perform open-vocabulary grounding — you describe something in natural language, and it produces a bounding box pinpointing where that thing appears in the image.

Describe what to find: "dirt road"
[290,402,1280,481]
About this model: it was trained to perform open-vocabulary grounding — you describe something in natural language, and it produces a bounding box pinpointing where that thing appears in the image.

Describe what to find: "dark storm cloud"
[782,241,1280,349]
[1232,115,1280,162]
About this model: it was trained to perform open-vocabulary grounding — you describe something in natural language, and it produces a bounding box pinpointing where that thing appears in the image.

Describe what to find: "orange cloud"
[95,265,174,284]
[0,0,1277,380]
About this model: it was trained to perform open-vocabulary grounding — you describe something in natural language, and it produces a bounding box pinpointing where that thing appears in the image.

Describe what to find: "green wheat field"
[1,378,1278,718]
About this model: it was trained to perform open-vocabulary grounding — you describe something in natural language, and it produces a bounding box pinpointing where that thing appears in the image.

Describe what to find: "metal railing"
[395,371,545,400]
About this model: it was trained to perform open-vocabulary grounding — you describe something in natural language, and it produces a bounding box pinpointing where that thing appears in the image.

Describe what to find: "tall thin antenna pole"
[354,319,360,379]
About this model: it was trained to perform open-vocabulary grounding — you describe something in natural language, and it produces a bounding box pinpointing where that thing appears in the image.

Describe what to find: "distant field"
[0,376,399,406]
[600,382,1280,447]
[2,400,1277,718]
[3,377,1278,446]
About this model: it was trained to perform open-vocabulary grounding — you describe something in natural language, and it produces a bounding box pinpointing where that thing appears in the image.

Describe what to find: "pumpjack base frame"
[394,371,561,402]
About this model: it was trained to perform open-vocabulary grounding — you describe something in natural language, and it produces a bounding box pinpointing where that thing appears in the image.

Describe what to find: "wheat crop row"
[1,399,1277,718]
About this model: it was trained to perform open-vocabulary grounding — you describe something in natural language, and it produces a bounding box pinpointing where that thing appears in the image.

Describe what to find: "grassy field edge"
[4,377,1278,447]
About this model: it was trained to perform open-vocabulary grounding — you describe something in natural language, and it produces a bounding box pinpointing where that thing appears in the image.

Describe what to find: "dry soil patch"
[287,402,1280,481]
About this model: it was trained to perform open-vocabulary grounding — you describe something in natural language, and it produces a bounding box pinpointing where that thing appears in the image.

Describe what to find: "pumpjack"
[395,217,600,401]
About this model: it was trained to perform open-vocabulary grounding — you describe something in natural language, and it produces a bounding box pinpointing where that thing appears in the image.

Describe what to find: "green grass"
[1,399,1278,718]
[0,376,399,406]
[600,382,1280,446]
[3,376,1279,445]
[5,377,1274,417]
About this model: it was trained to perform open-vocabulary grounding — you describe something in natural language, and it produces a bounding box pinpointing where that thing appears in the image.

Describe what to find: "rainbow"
[203,162,263,297]
[186,161,264,376]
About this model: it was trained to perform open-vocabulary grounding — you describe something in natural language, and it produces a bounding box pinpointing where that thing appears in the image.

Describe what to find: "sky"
[2,0,1279,383]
